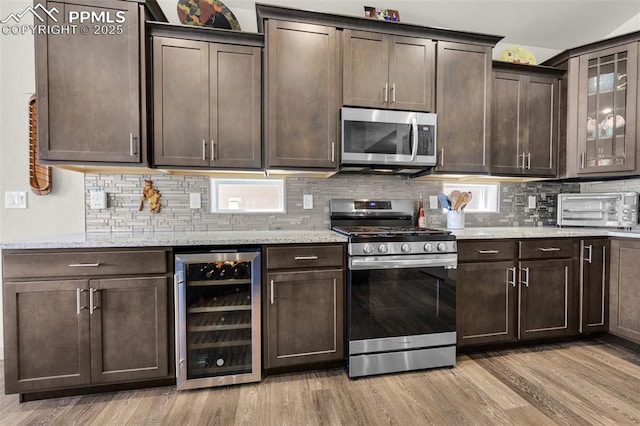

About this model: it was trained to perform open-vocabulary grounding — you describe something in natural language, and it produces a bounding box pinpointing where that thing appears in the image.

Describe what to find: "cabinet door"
[265,269,344,369]
[609,239,640,344]
[343,30,389,109]
[519,259,577,340]
[457,261,518,347]
[37,1,141,163]
[90,277,168,384]
[581,239,609,333]
[491,72,524,175]
[266,20,339,169]
[153,37,209,167]
[525,75,558,176]
[210,44,262,168]
[576,43,638,175]
[3,280,91,394]
[436,42,491,173]
[388,36,435,112]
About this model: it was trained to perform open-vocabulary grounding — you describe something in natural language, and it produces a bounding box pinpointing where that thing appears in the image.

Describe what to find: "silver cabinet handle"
[478,250,500,254]
[520,267,530,287]
[89,288,98,314]
[526,152,531,170]
[439,148,444,166]
[211,140,216,161]
[202,140,207,161]
[580,152,585,169]
[538,247,561,252]
[270,279,275,305]
[69,263,100,267]
[584,244,593,263]
[520,153,526,170]
[294,255,319,260]
[331,142,335,163]
[506,267,516,288]
[391,83,396,103]
[129,133,135,156]
[383,83,388,103]
[76,288,86,315]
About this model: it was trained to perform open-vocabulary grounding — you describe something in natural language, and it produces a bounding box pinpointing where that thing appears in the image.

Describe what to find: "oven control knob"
[378,244,388,253]
[363,244,374,254]
[401,243,411,253]
[424,243,433,252]
[437,242,447,252]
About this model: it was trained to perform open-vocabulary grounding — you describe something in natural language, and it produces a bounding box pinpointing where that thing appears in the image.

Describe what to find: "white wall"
[0,0,86,361]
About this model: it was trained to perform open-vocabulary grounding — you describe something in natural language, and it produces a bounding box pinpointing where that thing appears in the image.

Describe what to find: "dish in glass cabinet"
[177,0,241,31]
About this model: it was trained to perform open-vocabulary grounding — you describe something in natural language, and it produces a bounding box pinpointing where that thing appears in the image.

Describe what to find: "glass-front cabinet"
[577,43,638,174]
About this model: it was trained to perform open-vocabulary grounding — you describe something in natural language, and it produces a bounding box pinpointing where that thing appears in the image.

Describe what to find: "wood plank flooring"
[1,339,639,425]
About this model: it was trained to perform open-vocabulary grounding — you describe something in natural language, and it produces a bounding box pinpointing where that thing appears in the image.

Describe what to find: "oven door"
[348,254,456,354]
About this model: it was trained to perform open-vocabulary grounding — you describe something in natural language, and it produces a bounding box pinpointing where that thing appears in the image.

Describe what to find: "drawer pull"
[69,263,100,267]
[506,267,516,288]
[478,250,500,254]
[76,288,87,315]
[584,244,593,264]
[520,267,530,287]
[538,247,561,252]
[89,288,99,314]
[294,256,319,260]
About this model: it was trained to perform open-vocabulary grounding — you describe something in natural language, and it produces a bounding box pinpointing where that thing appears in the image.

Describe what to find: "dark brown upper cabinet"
[36,0,164,165]
[436,42,493,173]
[491,63,563,177]
[151,25,262,169]
[545,34,640,179]
[343,30,435,112]
[264,20,340,170]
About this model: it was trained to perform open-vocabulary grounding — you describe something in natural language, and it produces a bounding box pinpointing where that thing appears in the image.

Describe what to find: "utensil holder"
[446,210,465,229]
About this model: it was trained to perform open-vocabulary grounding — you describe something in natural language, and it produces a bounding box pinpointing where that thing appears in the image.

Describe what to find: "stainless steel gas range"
[331,199,457,378]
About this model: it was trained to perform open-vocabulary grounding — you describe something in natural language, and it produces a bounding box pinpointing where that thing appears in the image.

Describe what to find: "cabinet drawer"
[3,249,168,279]
[266,245,344,270]
[458,240,515,262]
[518,239,576,259]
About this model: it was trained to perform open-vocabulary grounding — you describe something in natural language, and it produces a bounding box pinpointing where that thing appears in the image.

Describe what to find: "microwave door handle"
[411,117,418,161]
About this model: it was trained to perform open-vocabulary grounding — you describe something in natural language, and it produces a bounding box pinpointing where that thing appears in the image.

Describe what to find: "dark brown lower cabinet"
[263,244,345,370]
[609,239,640,344]
[457,239,579,349]
[519,259,576,340]
[2,249,171,395]
[580,239,609,333]
[457,261,518,347]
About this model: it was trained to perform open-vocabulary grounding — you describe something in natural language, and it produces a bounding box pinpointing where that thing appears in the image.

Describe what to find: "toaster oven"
[557,192,638,228]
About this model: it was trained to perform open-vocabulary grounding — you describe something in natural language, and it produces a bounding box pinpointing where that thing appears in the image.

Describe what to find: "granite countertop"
[3,227,640,250]
[0,230,348,250]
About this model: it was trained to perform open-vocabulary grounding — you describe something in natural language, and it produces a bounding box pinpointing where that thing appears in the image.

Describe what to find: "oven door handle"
[349,255,457,270]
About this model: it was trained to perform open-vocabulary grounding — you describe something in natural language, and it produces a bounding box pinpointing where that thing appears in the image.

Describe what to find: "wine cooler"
[174,250,261,390]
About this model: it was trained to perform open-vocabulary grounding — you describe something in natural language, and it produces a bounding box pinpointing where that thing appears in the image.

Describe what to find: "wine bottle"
[418,195,427,229]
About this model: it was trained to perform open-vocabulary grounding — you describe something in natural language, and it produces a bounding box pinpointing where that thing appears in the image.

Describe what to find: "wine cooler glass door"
[175,251,261,390]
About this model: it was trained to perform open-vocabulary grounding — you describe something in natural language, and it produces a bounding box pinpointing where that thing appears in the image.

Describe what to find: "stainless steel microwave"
[557,192,638,228]
[340,107,437,174]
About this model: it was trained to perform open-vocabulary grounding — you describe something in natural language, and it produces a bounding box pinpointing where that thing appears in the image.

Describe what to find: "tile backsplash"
[84,174,579,234]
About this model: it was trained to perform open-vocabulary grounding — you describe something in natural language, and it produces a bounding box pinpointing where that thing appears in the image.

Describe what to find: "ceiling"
[160,0,640,62]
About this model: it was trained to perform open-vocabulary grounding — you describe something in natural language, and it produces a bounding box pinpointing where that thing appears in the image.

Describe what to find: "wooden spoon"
[449,190,461,211]
[460,192,472,210]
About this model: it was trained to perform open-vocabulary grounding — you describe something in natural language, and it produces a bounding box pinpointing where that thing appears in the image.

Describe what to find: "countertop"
[3,227,640,250]
[0,230,348,250]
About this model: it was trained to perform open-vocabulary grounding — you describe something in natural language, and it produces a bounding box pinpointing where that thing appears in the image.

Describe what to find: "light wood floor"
[1,339,639,425]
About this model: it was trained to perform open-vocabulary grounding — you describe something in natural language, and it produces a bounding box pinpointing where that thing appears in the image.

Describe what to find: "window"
[442,182,499,213]
[210,178,285,213]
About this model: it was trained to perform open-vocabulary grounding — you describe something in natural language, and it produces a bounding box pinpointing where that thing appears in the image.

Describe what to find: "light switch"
[303,194,313,209]
[5,191,27,209]
[528,195,537,209]
[429,196,438,210]
[189,193,202,209]
[90,190,107,209]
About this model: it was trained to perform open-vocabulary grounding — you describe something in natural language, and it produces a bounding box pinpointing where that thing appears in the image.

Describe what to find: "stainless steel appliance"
[340,107,437,174]
[557,192,638,228]
[174,250,261,390]
[331,199,457,378]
